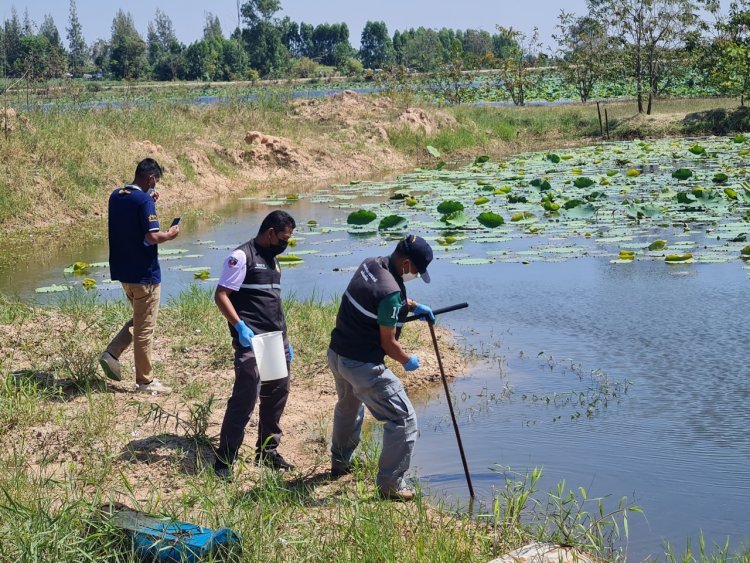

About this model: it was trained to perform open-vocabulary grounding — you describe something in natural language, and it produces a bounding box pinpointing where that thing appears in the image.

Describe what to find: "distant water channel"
[2,172,749,560]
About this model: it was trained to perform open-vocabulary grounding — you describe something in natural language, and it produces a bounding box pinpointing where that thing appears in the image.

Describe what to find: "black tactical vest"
[228,239,287,338]
[329,256,409,363]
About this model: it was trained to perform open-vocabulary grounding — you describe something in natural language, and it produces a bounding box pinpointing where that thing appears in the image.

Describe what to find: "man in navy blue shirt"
[99,158,180,394]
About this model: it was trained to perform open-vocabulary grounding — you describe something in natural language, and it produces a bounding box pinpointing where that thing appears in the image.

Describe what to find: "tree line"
[0,0,515,82]
[1,0,749,113]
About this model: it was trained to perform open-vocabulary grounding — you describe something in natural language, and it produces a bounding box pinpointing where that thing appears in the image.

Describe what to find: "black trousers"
[215,342,290,467]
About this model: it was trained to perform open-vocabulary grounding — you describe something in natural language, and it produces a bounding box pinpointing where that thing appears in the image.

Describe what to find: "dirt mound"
[0,107,16,133]
[244,131,310,168]
[292,90,394,126]
[397,107,457,135]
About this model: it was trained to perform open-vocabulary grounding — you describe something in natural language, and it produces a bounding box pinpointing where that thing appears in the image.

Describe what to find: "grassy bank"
[0,288,655,562]
[1,90,748,240]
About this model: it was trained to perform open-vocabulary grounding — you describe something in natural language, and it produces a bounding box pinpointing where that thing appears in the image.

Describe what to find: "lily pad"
[672,168,693,181]
[477,212,505,228]
[347,209,377,225]
[573,177,595,188]
[437,200,465,214]
[35,284,72,293]
[378,215,408,230]
[648,240,668,251]
[426,145,441,157]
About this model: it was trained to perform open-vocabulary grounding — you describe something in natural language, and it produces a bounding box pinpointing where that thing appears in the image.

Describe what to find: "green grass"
[0,290,748,561]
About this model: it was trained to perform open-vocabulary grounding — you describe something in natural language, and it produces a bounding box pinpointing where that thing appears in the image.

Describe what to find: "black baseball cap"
[396,234,433,283]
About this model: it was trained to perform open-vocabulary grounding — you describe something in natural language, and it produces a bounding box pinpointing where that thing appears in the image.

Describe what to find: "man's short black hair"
[135,158,163,180]
[258,210,296,235]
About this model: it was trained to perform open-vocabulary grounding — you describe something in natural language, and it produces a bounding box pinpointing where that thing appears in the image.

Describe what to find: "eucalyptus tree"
[3,9,23,76]
[240,0,289,76]
[66,0,88,76]
[554,11,612,102]
[360,21,394,69]
[109,10,147,79]
[39,15,66,77]
[147,9,184,80]
[587,0,710,114]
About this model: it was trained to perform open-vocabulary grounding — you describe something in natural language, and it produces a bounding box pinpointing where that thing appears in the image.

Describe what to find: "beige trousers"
[106,282,161,385]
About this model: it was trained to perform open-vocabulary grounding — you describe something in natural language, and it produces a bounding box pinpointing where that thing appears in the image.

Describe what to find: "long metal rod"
[428,320,475,498]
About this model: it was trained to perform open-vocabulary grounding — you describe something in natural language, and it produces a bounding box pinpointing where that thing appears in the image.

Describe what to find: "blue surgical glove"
[403,355,420,371]
[234,320,254,348]
[413,303,435,323]
[288,344,294,363]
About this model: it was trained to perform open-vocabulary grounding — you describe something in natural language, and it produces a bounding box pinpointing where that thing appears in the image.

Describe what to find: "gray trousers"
[328,348,418,495]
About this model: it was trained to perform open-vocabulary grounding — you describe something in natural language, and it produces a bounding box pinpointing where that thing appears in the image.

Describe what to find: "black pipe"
[427,320,475,498]
[404,301,468,323]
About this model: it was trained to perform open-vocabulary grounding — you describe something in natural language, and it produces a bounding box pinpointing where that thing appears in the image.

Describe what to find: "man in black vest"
[213,210,296,480]
[328,234,435,501]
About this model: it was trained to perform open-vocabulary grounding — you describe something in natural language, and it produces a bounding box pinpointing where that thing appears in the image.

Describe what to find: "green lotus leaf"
[474,196,490,205]
[193,270,211,280]
[688,144,706,155]
[405,198,419,207]
[563,199,586,210]
[477,212,505,228]
[378,215,408,230]
[426,145,441,157]
[278,255,304,262]
[672,168,693,180]
[347,209,377,225]
[437,200,465,214]
[307,220,318,226]
[473,155,490,165]
[441,211,469,227]
[510,212,537,222]
[35,284,72,293]
[546,153,561,163]
[733,134,747,143]
[390,191,411,200]
[724,188,737,200]
[574,177,595,188]
[495,185,512,194]
[530,178,552,191]
[563,203,597,219]
[507,194,528,203]
[648,240,668,251]
[436,160,446,170]
[712,173,729,184]
[665,253,693,262]
[82,278,97,290]
[626,168,641,177]
[741,245,750,256]
[286,193,300,200]
[452,258,495,265]
[607,170,619,176]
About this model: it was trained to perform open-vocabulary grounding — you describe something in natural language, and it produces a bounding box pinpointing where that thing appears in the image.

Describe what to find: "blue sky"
[3,0,590,51]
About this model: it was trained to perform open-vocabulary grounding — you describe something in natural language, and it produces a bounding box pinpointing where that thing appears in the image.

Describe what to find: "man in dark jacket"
[328,234,435,501]
[213,210,296,480]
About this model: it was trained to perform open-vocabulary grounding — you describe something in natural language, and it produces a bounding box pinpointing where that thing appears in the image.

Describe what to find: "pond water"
[3,137,750,560]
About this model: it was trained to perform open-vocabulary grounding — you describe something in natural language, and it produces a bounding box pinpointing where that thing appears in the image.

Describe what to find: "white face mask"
[402,272,419,283]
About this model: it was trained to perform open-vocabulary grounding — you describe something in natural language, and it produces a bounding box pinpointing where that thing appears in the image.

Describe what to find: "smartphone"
[170,217,181,228]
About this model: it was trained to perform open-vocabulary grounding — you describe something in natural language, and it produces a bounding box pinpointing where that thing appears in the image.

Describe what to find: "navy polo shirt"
[108,185,161,284]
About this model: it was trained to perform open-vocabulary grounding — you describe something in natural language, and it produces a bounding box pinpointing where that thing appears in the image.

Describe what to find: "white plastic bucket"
[252,331,288,381]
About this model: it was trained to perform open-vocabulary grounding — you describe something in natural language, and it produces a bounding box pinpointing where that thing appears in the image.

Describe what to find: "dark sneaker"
[330,463,354,479]
[214,464,233,482]
[379,488,416,502]
[99,351,122,381]
[255,450,295,472]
